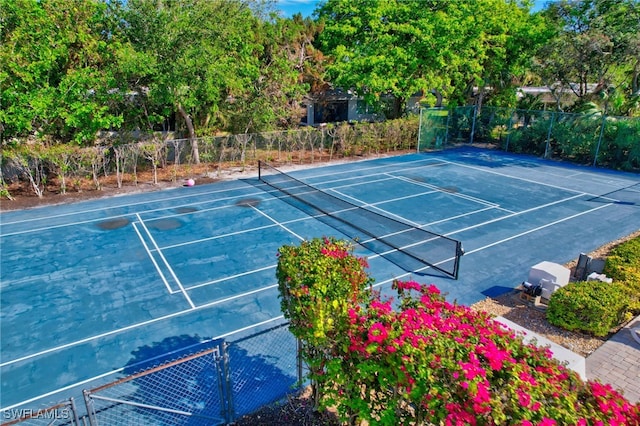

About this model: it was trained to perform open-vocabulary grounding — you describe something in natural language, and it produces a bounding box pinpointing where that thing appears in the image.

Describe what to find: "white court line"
[436,158,592,196]
[445,193,587,237]
[389,173,512,211]
[131,222,176,294]
[0,183,262,227]
[1,215,133,238]
[155,213,315,250]
[158,223,281,250]
[0,283,279,369]
[330,188,426,227]
[250,205,306,241]
[463,202,614,255]
[135,213,195,308]
[0,163,433,236]
[0,157,443,231]
[0,192,265,237]
[303,156,447,182]
[185,265,277,291]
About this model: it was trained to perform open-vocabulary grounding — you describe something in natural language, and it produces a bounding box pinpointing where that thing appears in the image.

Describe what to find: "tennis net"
[258,161,463,279]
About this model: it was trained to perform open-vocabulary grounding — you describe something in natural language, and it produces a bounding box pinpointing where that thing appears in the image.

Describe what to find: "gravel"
[470,229,640,358]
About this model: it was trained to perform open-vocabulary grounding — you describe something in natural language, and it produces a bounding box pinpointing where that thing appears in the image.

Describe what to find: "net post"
[258,160,262,181]
[454,242,465,280]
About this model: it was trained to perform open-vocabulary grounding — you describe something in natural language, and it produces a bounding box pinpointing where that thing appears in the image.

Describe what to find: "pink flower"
[395,280,422,291]
[368,322,388,344]
[517,389,531,407]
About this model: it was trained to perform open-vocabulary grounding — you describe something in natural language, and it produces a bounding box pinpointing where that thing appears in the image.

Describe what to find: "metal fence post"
[505,110,515,152]
[68,397,81,426]
[445,108,451,146]
[544,112,556,159]
[82,390,97,426]
[417,108,423,153]
[222,342,235,424]
[593,113,607,167]
[470,105,478,144]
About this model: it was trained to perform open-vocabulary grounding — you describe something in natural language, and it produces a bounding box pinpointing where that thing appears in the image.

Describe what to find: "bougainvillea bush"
[277,238,640,425]
[276,237,373,403]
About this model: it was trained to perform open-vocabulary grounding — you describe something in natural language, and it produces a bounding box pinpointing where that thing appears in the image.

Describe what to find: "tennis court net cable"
[258,161,464,279]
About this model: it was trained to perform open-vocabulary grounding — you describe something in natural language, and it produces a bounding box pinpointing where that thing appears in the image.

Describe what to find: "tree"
[316,0,546,111]
[224,13,324,132]
[120,0,267,163]
[1,0,125,144]
[535,0,640,115]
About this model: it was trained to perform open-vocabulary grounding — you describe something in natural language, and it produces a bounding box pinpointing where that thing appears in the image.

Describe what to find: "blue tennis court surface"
[2,147,639,410]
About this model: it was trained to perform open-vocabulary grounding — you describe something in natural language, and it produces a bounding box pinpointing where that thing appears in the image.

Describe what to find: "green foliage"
[467,106,640,170]
[317,0,549,109]
[276,237,372,346]
[275,240,640,424]
[0,0,125,144]
[547,281,631,336]
[276,237,373,406]
[603,236,640,313]
[536,0,640,116]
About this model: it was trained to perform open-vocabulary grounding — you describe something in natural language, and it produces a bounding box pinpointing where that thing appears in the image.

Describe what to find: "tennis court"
[2,147,639,412]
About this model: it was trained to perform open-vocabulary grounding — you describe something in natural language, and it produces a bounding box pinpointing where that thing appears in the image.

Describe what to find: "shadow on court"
[96,332,300,424]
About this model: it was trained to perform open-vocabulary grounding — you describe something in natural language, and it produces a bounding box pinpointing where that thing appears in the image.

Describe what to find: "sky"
[276,0,320,18]
[276,0,554,18]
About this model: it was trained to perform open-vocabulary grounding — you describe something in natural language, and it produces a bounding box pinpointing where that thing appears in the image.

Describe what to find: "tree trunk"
[178,103,200,164]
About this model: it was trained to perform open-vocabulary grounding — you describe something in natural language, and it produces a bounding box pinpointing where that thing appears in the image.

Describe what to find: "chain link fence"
[2,119,420,198]
[419,106,640,172]
[2,323,301,426]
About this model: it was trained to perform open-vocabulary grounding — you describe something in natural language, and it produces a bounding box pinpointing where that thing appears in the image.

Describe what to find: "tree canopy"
[316,0,550,109]
[1,0,637,146]
[534,0,640,114]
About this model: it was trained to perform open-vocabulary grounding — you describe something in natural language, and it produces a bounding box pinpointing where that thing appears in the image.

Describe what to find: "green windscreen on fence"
[419,106,640,171]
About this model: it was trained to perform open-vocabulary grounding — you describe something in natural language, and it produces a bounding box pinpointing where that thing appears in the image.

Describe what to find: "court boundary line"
[0,283,280,368]
[3,152,636,411]
[134,213,195,308]
[462,202,613,255]
[0,156,445,230]
[444,193,588,237]
[250,205,305,241]
[131,221,176,295]
[3,182,257,229]
[3,260,438,411]
[0,154,446,238]
[3,151,635,233]
[329,188,436,227]
[389,173,514,213]
[0,314,287,411]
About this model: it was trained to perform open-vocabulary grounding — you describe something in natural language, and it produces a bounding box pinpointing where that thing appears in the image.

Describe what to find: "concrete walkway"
[586,315,640,404]
[497,316,640,405]
[496,317,586,380]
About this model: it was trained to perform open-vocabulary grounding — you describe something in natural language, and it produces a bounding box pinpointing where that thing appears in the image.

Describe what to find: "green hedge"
[546,281,632,336]
[603,235,640,314]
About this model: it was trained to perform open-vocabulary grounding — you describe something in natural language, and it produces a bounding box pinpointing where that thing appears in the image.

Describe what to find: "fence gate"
[83,340,229,426]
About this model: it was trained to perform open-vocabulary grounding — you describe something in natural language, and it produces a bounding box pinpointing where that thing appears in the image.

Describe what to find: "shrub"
[329,280,640,425]
[276,237,373,404]
[276,238,640,425]
[603,236,640,313]
[546,281,631,337]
